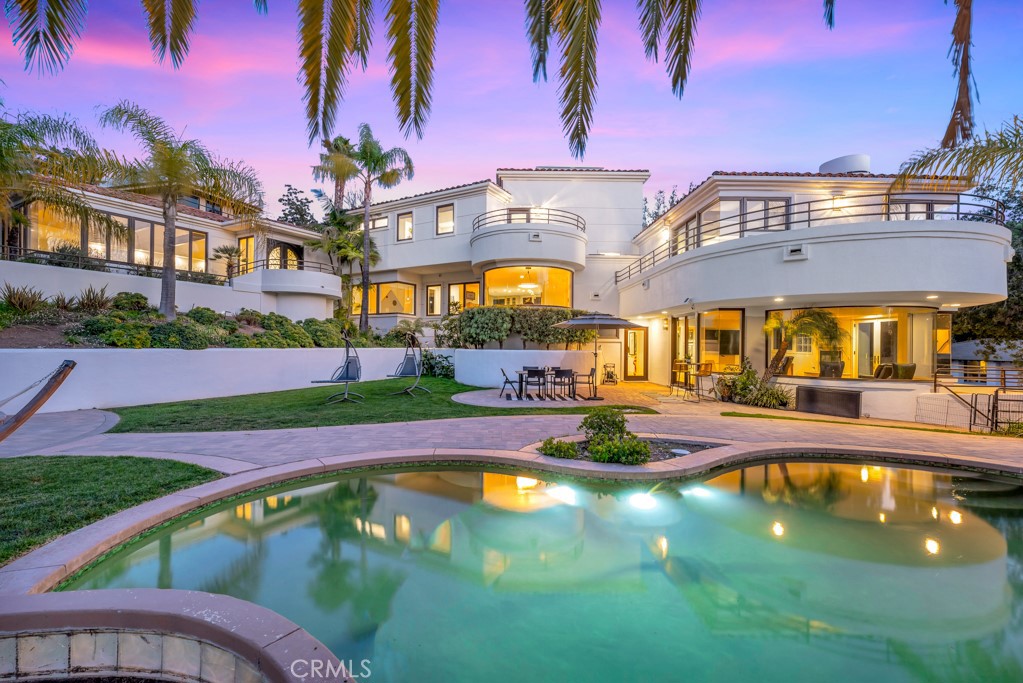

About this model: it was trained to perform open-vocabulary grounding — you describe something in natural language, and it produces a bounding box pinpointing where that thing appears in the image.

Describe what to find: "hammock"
[0,360,77,443]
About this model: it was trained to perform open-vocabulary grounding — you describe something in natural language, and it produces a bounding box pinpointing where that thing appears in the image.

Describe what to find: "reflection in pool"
[64,462,1023,682]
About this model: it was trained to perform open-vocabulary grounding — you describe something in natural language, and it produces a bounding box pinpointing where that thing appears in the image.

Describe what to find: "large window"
[698,200,741,246]
[448,283,480,313]
[152,224,207,272]
[268,242,301,270]
[358,216,389,231]
[238,236,254,274]
[352,282,415,315]
[483,266,572,307]
[668,197,789,255]
[397,212,413,241]
[699,309,743,371]
[766,306,941,379]
[436,204,454,235]
[27,205,81,251]
[426,285,443,316]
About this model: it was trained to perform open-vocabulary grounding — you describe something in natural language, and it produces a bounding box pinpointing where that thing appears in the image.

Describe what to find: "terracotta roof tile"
[79,183,232,222]
[711,170,903,179]
[359,179,496,210]
[496,167,649,173]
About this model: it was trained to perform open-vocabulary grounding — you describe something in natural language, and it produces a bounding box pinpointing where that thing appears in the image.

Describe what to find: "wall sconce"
[662,318,669,331]
[831,191,845,212]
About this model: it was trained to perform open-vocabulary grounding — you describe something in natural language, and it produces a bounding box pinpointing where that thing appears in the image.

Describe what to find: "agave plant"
[4,1,980,158]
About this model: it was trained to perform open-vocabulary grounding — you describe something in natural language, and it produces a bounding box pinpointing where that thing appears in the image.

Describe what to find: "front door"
[625,327,648,381]
[856,322,874,377]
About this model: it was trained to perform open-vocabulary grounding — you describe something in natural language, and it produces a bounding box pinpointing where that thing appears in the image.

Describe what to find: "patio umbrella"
[554,313,644,400]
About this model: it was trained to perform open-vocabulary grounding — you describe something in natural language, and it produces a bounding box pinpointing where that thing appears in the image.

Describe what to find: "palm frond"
[386,0,439,139]
[298,0,364,145]
[321,1,358,146]
[98,100,176,151]
[525,0,554,81]
[6,0,87,74]
[140,0,198,68]
[553,0,602,159]
[822,0,835,29]
[637,0,663,61]
[942,0,975,148]
[353,0,374,69]
[197,157,265,216]
[663,0,701,97]
[15,111,97,153]
[892,116,1023,192]
[253,0,268,13]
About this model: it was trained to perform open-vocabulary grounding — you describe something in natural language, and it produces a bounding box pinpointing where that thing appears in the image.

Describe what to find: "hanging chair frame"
[311,336,364,404]
[388,332,431,397]
[0,360,76,444]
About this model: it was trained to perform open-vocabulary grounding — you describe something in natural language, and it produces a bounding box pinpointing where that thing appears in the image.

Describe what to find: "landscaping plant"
[577,407,651,465]
[538,437,578,459]
[0,283,47,314]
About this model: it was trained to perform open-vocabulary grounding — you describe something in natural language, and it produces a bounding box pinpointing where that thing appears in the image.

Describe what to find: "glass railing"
[616,192,1005,283]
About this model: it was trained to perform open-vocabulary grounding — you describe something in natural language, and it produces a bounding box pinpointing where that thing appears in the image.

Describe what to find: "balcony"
[616,192,1006,283]
[470,207,588,270]
[232,258,342,298]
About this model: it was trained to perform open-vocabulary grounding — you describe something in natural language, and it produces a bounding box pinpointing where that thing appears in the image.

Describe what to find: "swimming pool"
[64,461,1023,682]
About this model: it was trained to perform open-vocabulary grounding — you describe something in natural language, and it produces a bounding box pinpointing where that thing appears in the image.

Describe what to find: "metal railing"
[616,192,1006,283]
[0,245,227,285]
[472,207,586,232]
[233,258,338,277]
[934,367,1023,390]
[933,368,1023,432]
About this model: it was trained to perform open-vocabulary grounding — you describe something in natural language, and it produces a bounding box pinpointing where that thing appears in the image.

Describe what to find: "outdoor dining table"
[515,368,573,399]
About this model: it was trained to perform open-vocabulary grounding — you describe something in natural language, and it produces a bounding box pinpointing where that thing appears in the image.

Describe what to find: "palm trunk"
[160,197,178,319]
[763,339,789,382]
[360,176,372,333]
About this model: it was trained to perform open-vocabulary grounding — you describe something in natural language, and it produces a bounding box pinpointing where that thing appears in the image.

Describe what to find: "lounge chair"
[892,363,917,380]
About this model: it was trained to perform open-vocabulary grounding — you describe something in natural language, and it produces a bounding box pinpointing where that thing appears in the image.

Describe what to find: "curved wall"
[619,221,1013,316]
[469,223,587,271]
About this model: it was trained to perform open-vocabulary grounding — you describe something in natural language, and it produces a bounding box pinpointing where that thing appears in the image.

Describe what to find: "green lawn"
[110,377,657,433]
[0,456,219,566]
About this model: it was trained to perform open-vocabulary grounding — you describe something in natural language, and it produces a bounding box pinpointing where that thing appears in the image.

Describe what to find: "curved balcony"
[472,207,586,231]
[233,258,342,298]
[470,207,588,270]
[617,192,1005,283]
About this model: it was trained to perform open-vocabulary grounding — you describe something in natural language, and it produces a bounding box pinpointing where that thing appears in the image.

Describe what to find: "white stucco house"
[0,184,342,320]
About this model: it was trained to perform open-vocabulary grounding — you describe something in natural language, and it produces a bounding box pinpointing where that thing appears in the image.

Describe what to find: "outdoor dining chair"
[524,368,547,399]
[575,367,596,398]
[499,368,521,399]
[550,368,575,399]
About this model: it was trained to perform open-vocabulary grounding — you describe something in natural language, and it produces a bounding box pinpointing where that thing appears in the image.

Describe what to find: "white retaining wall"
[453,349,592,388]
[0,348,452,413]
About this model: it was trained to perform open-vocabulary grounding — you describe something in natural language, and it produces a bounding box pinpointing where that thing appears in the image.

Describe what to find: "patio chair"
[312,338,364,404]
[873,363,894,380]
[669,360,686,396]
[550,368,576,399]
[892,363,917,380]
[819,361,845,378]
[575,367,596,398]
[388,332,431,396]
[524,368,547,399]
[694,362,715,402]
[500,368,521,400]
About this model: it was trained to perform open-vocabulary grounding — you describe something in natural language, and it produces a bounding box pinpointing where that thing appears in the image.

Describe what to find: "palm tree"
[763,308,848,381]
[1,102,121,253]
[5,1,977,158]
[313,124,412,333]
[99,101,264,319]
[304,192,380,312]
[211,245,243,279]
[892,116,1023,193]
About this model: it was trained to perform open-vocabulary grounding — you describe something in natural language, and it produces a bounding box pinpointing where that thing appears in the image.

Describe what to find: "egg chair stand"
[388,333,431,396]
[0,360,76,444]
[311,337,364,404]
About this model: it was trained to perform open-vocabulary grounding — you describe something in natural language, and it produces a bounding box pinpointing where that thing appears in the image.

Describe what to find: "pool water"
[64,462,1023,682]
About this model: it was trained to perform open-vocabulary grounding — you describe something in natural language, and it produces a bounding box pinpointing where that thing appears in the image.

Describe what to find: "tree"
[99,101,263,319]
[949,184,1023,363]
[313,124,412,333]
[643,184,680,226]
[211,245,243,279]
[304,190,379,312]
[1,101,120,251]
[763,308,848,381]
[5,1,978,158]
[277,184,315,226]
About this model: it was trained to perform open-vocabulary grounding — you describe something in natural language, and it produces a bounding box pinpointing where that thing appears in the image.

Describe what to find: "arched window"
[268,243,301,270]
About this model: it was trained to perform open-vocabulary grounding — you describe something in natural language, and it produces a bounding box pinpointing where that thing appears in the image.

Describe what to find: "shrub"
[224,333,254,348]
[383,318,426,345]
[1000,421,1023,437]
[81,315,120,336]
[77,285,113,313]
[260,312,314,348]
[101,322,152,348]
[422,349,455,378]
[150,320,210,350]
[184,306,223,325]
[236,308,264,326]
[538,437,577,459]
[302,318,347,347]
[431,313,464,348]
[579,407,630,444]
[461,307,513,348]
[50,292,78,311]
[218,319,240,334]
[111,292,152,312]
[247,330,297,348]
[1,283,47,314]
[717,357,792,410]
[588,436,651,466]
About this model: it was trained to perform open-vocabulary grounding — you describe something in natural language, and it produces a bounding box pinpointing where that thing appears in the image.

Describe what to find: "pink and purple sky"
[2,0,1021,214]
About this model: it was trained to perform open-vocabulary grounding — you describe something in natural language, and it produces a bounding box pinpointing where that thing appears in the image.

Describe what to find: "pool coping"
[3,435,1022,598]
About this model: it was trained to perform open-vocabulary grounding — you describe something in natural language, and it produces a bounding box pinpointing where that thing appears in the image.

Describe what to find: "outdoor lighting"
[926,295,939,300]
[831,191,845,212]
[683,486,711,498]
[546,486,577,505]
[925,538,940,555]
[879,513,886,523]
[772,521,785,537]
[860,466,869,483]
[949,510,963,525]
[948,303,961,307]
[931,506,938,519]
[516,476,539,490]
[662,319,669,331]
[629,493,657,510]
[773,297,784,302]
[657,536,669,559]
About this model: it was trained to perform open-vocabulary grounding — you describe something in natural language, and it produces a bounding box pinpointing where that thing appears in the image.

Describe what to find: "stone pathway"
[3,401,1021,474]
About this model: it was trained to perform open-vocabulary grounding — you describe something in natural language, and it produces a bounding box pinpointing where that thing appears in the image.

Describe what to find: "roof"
[358,179,497,211]
[496,167,649,173]
[951,340,1023,363]
[80,183,232,223]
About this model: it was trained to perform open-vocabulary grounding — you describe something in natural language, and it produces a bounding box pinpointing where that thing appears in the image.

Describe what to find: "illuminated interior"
[351,285,378,315]
[699,309,743,371]
[378,282,415,314]
[767,307,945,379]
[483,265,572,307]
[27,205,81,251]
[448,283,480,312]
